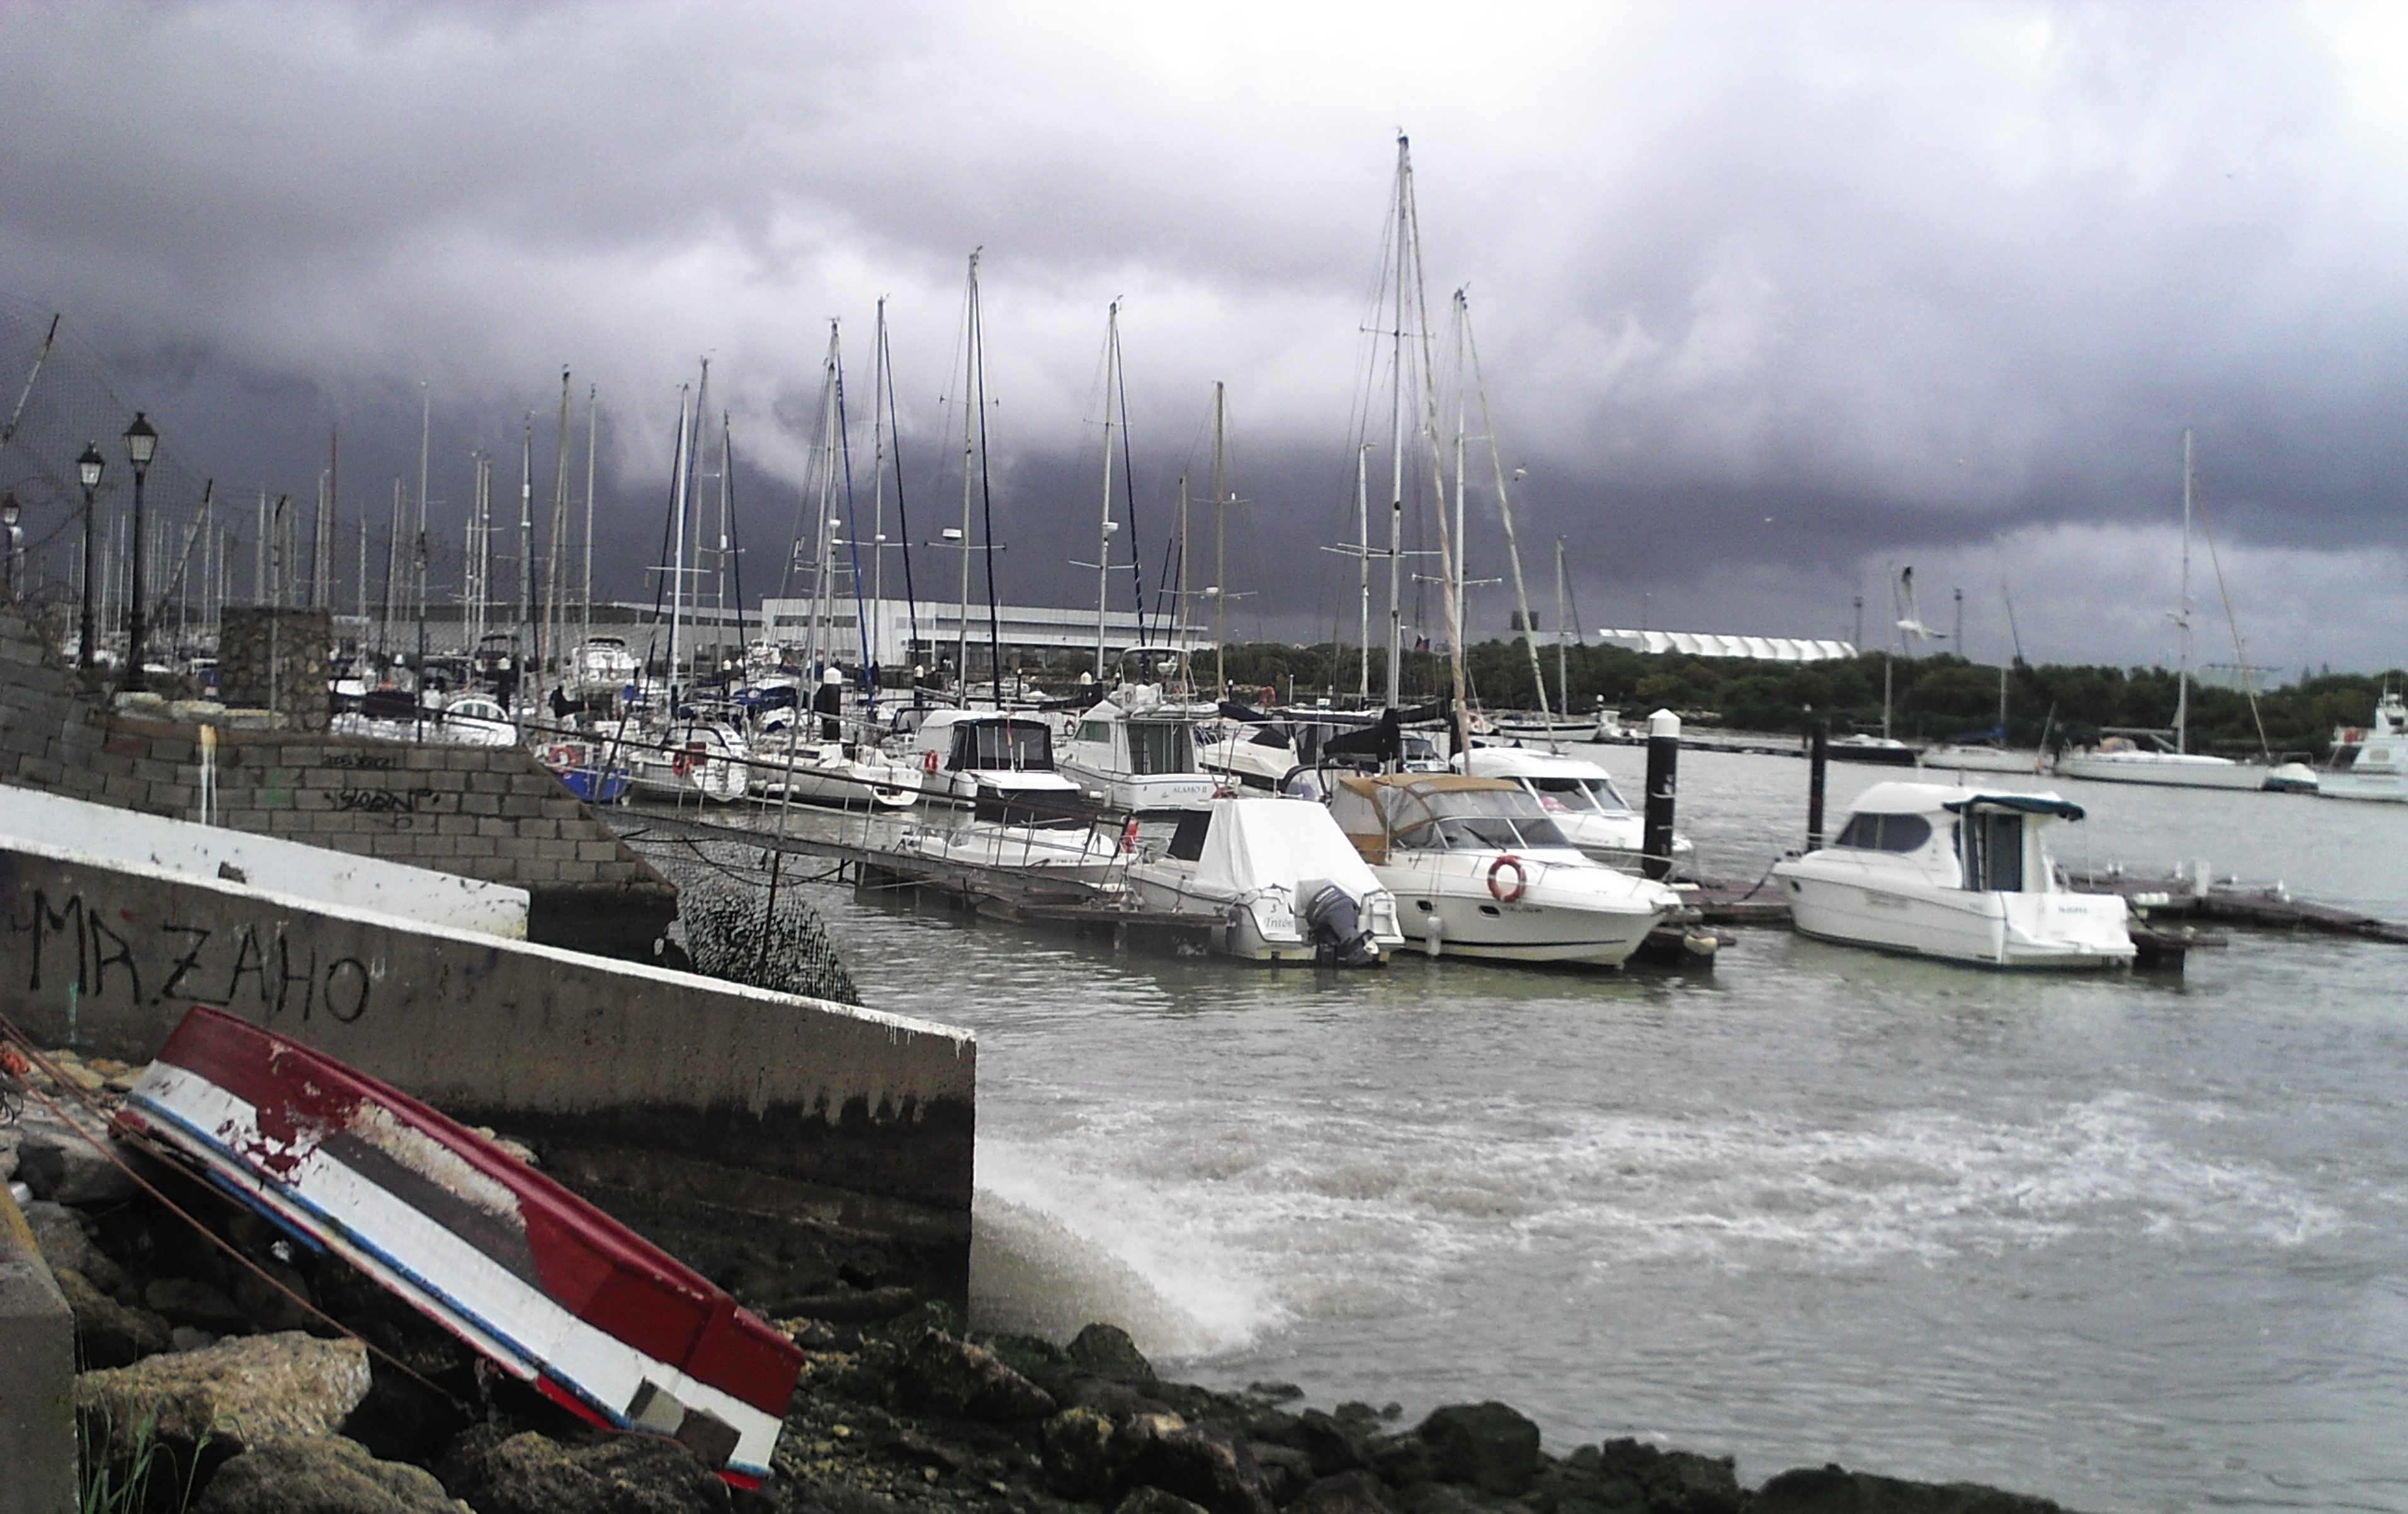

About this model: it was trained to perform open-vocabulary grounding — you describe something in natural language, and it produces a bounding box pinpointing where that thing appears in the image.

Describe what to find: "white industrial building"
[760,598,1207,667]
[1598,629,1859,662]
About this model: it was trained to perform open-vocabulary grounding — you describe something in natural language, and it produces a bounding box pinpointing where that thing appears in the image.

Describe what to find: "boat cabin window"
[1167,809,1213,862]
[1400,734,1441,763]
[1248,725,1294,749]
[1527,775,1628,814]
[1831,812,1933,853]
[953,719,1053,771]
[1389,787,1573,853]
[1128,720,1196,776]
[1077,720,1114,746]
[1959,810,2026,892]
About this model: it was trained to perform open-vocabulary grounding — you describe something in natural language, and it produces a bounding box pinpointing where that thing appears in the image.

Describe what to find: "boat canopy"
[1943,793,2087,821]
[1330,773,1573,857]
[1194,798,1383,899]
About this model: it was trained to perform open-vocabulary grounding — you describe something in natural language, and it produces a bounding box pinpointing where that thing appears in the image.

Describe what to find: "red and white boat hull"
[117,1008,800,1487]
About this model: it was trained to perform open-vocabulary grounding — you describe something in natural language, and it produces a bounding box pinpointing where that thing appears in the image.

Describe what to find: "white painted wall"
[0,785,528,938]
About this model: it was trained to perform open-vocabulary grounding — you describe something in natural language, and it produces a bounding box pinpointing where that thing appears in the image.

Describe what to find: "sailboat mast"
[2176,426,2193,754]
[1356,444,1371,703]
[581,386,596,666]
[667,383,693,712]
[1554,538,1569,719]
[542,368,571,702]
[957,254,979,702]
[1385,135,1409,710]
[869,298,890,678]
[517,414,533,692]
[1211,380,1227,698]
[1176,471,1191,674]
[1096,301,1118,680]
[809,324,841,678]
[1450,302,1467,662]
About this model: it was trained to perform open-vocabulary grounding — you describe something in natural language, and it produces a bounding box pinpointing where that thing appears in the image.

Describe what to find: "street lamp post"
[122,412,158,690]
[76,442,104,671]
[2,493,21,601]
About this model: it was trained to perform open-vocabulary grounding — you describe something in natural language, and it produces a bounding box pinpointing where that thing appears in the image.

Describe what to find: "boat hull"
[1375,853,1668,967]
[1774,868,2135,969]
[115,1008,800,1486]
[2052,753,2268,790]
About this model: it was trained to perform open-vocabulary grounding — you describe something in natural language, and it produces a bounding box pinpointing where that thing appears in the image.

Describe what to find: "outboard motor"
[1302,883,1380,967]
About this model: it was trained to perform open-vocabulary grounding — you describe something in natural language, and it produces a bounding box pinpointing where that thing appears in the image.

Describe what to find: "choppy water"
[687,751,2408,1513]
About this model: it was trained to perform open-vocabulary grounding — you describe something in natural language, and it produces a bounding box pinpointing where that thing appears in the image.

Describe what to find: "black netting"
[629,833,861,1006]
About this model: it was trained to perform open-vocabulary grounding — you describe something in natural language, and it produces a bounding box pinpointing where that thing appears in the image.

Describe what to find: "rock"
[147,1277,251,1332]
[1591,1440,1739,1514]
[1120,1420,1276,1514]
[21,1198,94,1274]
[193,1434,461,1514]
[778,1285,926,1324]
[1417,1402,1542,1497]
[437,1424,732,1514]
[77,1329,372,1459]
[13,1104,139,1205]
[1070,1323,1159,1385]
[1749,1464,2068,1514]
[1042,1407,1121,1500]
[1117,1489,1214,1514]
[895,1329,1057,1422]
[54,1266,174,1369]
[1246,1440,1315,1504]
[171,1326,220,1353]
[1281,1409,1369,1477]
[1291,1473,1396,1514]
[1367,1434,1429,1489]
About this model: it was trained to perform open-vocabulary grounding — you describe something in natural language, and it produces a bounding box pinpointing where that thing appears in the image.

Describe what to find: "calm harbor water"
[704,751,2408,1513]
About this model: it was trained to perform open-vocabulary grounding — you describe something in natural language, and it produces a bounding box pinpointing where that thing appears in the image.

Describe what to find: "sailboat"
[2054,430,2269,791]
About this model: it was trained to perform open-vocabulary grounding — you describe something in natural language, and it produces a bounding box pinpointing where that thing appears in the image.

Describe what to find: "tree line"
[1207,640,2402,758]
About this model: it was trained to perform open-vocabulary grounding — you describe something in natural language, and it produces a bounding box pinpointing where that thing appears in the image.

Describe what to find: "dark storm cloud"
[3,1,2404,669]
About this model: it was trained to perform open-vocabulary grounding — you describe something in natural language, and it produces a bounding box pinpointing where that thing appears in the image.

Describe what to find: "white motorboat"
[1770,781,2134,969]
[900,709,1086,818]
[623,717,751,803]
[1057,699,1221,813]
[329,692,518,749]
[1196,715,1304,792]
[1325,773,1680,967]
[1457,745,1691,874]
[2318,690,2407,802]
[894,802,1132,892]
[753,706,917,809]
[1127,796,1404,965]
[1827,732,1919,766]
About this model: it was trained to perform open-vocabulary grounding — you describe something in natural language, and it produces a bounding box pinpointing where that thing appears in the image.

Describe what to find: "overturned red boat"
[116,1006,801,1488]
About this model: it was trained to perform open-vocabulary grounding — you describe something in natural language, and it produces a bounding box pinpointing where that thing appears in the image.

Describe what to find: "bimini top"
[1844,780,2083,821]
[1329,772,1573,858]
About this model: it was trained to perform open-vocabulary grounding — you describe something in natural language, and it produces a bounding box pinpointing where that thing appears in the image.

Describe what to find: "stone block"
[0,1187,77,1514]
[77,1331,370,1460]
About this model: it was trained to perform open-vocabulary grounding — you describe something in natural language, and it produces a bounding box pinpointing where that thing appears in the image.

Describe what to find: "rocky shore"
[9,1047,2082,1514]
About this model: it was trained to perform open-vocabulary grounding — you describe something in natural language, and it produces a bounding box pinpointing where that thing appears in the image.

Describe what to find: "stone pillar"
[217,606,332,731]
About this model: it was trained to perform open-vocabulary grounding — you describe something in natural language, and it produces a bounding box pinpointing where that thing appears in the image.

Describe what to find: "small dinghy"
[115,1007,802,1488]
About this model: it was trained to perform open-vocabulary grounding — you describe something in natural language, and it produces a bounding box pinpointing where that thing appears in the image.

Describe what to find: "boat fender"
[922,749,940,775]
[1487,854,1528,902]
[1121,817,1140,854]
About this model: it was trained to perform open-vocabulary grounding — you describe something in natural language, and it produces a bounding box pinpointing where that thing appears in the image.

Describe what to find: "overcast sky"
[4,1,2404,676]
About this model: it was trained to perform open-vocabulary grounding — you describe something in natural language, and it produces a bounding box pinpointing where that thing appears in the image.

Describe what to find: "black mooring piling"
[1807,718,1829,851]
[1643,709,1680,881]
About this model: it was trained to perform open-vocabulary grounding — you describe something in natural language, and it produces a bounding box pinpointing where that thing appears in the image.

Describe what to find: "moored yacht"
[2319,689,2407,803]
[1770,781,2134,969]
[1325,773,1680,966]
[901,709,1086,819]
[1457,745,1690,874]
[1057,699,1220,812]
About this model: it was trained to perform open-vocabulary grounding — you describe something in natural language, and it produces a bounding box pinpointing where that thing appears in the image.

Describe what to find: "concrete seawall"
[0,1185,75,1514]
[0,831,976,1306]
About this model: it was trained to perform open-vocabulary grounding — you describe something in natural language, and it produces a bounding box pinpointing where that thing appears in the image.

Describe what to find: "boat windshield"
[954,720,1053,771]
[1527,774,1627,815]
[1391,787,1572,852]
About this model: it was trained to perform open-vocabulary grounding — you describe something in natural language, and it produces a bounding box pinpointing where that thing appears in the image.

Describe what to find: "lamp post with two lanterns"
[121,412,158,690]
[76,441,103,671]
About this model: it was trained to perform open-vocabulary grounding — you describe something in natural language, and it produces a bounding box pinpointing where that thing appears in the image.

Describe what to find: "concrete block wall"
[0,603,673,957]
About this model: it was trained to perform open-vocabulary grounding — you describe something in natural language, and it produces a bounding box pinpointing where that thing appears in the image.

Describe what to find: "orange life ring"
[1487,853,1528,902]
[921,749,941,775]
[543,743,577,769]
[1120,817,1140,854]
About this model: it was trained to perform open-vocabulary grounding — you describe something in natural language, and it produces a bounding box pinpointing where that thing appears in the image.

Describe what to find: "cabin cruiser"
[1057,699,1221,812]
[1127,797,1404,965]
[1324,773,1680,966]
[894,787,1132,892]
[1457,746,1691,874]
[1769,782,2133,969]
[901,709,1086,819]
[1827,732,1918,766]
[2319,690,2407,802]
[753,688,917,811]
[1201,708,1449,790]
[329,691,518,748]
